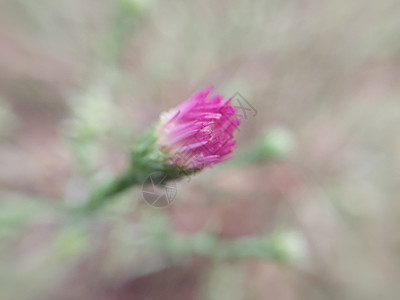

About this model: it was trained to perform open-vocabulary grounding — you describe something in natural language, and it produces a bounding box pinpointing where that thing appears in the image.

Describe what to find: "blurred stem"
[82,126,199,213]
[100,0,139,67]
[66,1,141,176]
[83,168,140,213]
[82,127,171,213]
[82,129,155,213]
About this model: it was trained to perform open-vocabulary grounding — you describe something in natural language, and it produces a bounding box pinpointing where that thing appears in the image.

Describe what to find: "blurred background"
[0,0,400,299]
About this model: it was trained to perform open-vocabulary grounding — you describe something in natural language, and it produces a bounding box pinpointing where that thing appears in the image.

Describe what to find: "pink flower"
[157,87,241,170]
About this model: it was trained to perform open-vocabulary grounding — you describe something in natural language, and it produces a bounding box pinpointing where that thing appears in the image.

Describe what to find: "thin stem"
[83,168,140,213]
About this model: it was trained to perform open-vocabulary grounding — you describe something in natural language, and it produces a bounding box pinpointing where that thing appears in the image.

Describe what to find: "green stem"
[81,127,195,214]
[83,168,140,213]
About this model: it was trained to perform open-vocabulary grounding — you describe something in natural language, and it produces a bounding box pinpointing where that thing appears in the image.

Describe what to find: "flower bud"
[156,87,241,171]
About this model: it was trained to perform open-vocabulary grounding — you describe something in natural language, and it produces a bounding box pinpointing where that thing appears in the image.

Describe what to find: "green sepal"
[83,125,200,213]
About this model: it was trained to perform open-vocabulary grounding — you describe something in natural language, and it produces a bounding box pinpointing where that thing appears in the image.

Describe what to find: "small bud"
[156,87,241,171]
[268,231,308,265]
[260,127,296,160]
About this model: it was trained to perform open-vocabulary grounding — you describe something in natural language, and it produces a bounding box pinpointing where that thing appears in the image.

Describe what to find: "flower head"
[157,87,241,170]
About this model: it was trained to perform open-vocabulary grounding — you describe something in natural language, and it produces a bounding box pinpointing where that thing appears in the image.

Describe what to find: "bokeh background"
[0,0,400,299]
